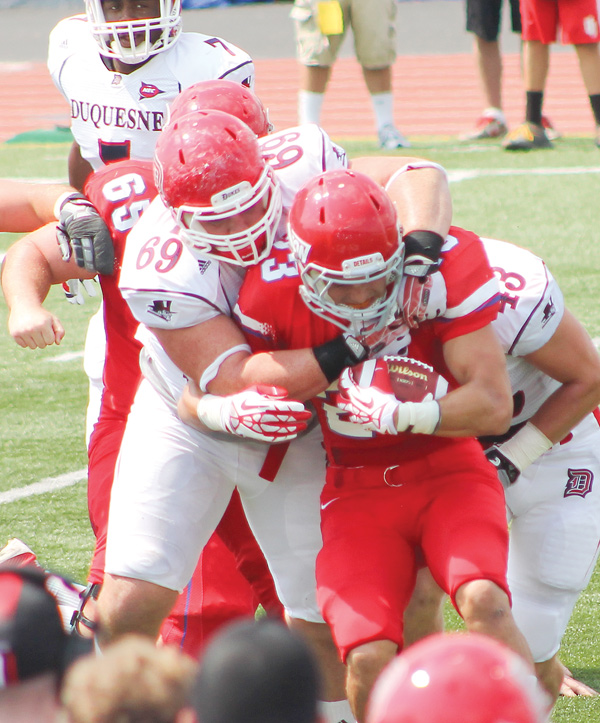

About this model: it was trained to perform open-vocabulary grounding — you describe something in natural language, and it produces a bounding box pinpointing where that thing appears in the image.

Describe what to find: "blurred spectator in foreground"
[366,633,551,723]
[192,618,321,723]
[290,0,409,149]
[61,634,198,723]
[0,566,92,723]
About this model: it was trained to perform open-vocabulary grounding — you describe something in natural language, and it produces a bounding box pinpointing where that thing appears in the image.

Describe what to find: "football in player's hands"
[349,355,448,403]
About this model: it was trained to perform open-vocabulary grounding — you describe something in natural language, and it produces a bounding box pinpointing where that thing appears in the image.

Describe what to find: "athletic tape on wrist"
[403,230,444,267]
[196,394,225,432]
[498,421,552,472]
[384,161,448,191]
[396,400,441,435]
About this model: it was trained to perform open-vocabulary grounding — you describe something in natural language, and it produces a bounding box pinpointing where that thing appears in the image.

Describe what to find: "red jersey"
[235,226,501,467]
[84,159,156,421]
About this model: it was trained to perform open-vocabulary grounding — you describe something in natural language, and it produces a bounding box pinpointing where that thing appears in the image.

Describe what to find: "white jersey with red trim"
[482,237,564,427]
[48,15,255,169]
[118,124,348,401]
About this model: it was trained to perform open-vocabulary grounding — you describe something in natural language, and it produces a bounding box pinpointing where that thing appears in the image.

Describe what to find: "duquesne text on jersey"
[70,100,165,131]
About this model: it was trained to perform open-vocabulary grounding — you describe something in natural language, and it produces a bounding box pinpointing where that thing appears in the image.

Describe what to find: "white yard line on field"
[46,351,85,362]
[448,166,600,183]
[0,468,87,504]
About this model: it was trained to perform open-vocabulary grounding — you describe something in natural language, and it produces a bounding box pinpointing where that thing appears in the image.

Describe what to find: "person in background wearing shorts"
[503,0,600,149]
[461,0,559,142]
[290,0,409,149]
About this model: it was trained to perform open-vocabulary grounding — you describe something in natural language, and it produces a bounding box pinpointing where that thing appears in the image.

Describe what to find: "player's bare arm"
[153,315,332,401]
[350,155,452,239]
[1,223,96,349]
[0,179,77,233]
[351,156,452,327]
[487,308,600,489]
[435,324,513,437]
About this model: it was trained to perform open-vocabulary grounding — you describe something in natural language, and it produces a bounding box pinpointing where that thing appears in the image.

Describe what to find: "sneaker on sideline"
[461,114,508,141]
[378,124,411,149]
[541,115,561,141]
[503,121,553,150]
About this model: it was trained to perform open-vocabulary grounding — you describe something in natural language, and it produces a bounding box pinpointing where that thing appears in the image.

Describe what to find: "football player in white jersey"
[48,0,254,190]
[48,0,255,439]
[46,3,262,647]
[97,108,452,723]
[402,238,600,701]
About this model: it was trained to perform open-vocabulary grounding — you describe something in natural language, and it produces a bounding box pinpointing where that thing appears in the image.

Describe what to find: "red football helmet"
[366,633,550,723]
[154,109,282,266]
[288,169,403,337]
[167,80,272,137]
[85,0,181,64]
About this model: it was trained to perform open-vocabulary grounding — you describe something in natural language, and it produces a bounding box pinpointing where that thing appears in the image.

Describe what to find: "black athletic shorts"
[466,0,521,42]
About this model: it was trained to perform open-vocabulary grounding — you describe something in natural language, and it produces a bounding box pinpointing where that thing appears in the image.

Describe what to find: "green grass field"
[1,136,600,721]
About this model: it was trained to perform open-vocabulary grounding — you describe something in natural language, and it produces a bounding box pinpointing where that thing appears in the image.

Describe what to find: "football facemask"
[154,109,282,266]
[175,166,282,266]
[85,0,182,64]
[292,244,404,337]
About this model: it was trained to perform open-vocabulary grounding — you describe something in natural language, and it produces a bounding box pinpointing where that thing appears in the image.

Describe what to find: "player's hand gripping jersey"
[48,15,254,169]
[119,124,348,403]
[236,226,502,466]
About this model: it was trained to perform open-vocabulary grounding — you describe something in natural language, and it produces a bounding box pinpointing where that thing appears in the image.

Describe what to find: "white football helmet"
[85,0,182,65]
[288,169,404,337]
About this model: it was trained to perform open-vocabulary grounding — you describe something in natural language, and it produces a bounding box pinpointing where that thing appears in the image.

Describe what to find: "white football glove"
[400,270,446,329]
[337,368,441,435]
[62,278,98,306]
[55,192,115,275]
[196,385,312,443]
[361,319,411,358]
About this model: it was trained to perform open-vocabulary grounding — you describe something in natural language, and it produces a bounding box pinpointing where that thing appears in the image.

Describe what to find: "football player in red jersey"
[2,83,294,658]
[219,169,538,721]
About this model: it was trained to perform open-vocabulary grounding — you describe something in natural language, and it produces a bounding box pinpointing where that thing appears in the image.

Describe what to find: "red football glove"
[196,385,312,443]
